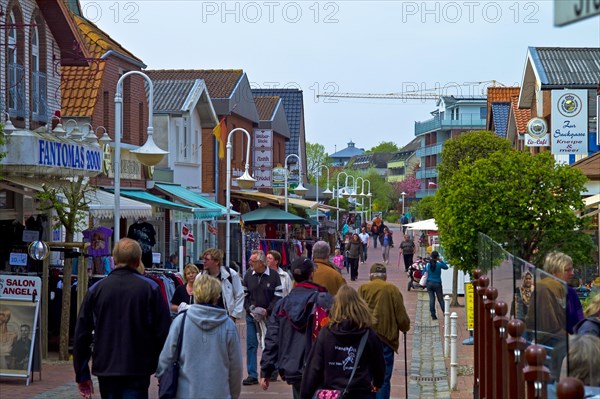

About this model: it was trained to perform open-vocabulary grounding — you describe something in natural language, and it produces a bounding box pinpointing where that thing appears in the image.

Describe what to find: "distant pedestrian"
[164,253,179,270]
[242,250,283,386]
[401,214,409,233]
[260,257,333,399]
[359,263,411,399]
[358,227,370,263]
[73,238,171,399]
[300,285,385,398]
[332,248,345,272]
[425,251,449,320]
[312,241,347,295]
[399,234,415,272]
[381,228,394,265]
[346,233,362,282]
[156,274,242,399]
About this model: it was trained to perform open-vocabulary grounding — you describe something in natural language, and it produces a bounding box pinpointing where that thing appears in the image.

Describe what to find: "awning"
[405,218,438,231]
[119,190,217,219]
[0,176,152,219]
[154,183,234,217]
[231,191,343,212]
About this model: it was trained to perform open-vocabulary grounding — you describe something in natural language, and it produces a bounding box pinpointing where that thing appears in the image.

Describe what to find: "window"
[480,107,487,120]
[176,117,192,163]
[30,23,47,120]
[0,190,15,209]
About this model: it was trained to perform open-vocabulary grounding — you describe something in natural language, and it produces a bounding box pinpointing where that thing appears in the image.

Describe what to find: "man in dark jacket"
[260,257,333,399]
[73,238,171,399]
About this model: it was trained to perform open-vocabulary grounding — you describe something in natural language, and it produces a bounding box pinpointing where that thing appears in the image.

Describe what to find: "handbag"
[312,330,369,399]
[158,311,187,399]
[419,271,428,286]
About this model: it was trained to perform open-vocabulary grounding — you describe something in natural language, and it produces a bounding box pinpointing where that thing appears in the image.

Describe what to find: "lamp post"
[335,172,348,231]
[401,191,406,214]
[113,71,168,242]
[355,177,365,225]
[362,179,372,222]
[225,128,256,268]
[315,165,332,238]
[283,154,307,240]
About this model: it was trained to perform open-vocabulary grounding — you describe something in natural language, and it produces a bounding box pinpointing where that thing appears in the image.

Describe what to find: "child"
[332,248,344,272]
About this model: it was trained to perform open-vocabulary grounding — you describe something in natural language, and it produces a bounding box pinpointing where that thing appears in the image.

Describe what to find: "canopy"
[241,207,314,225]
[405,218,438,231]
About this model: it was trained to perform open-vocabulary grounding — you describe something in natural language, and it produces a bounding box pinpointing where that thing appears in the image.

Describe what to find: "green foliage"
[306,142,331,184]
[365,141,399,154]
[435,150,592,273]
[413,196,436,220]
[36,177,91,236]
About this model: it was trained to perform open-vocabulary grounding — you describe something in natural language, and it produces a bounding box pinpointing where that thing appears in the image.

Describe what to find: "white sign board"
[551,89,588,155]
[9,253,28,266]
[253,149,273,168]
[254,168,273,188]
[555,0,600,26]
[253,129,273,148]
[152,252,161,264]
[0,275,42,300]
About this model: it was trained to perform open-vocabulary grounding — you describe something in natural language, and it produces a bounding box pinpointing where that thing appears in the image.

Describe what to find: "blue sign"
[38,139,102,172]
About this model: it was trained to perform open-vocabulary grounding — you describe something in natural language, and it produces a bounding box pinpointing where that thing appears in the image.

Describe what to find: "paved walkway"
[0,227,475,398]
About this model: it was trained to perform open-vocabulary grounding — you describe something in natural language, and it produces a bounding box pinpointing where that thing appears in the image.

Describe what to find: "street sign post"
[554,0,600,26]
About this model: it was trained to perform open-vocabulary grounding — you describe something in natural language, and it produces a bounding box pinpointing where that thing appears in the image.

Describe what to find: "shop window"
[0,190,15,209]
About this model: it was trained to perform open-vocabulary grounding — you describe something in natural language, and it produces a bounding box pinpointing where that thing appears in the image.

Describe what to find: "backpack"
[311,292,333,341]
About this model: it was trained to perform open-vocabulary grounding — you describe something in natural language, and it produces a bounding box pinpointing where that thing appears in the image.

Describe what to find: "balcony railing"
[415,167,438,179]
[416,188,437,198]
[415,143,443,158]
[415,114,486,135]
[32,71,47,121]
[8,63,26,117]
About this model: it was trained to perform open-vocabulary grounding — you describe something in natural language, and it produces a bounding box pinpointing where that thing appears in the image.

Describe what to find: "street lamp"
[283,154,307,240]
[226,128,256,268]
[335,172,348,231]
[401,191,406,214]
[362,179,372,222]
[315,165,332,237]
[113,71,168,242]
[355,177,365,225]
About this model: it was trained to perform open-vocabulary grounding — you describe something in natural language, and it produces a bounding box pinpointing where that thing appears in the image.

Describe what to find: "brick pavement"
[0,227,475,398]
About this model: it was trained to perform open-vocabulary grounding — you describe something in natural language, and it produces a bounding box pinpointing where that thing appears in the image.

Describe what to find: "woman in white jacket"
[156,274,243,399]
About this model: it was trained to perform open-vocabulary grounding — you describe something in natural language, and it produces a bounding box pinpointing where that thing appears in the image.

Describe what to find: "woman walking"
[301,285,385,399]
[425,251,448,320]
[381,228,394,265]
[170,264,200,313]
[346,233,362,281]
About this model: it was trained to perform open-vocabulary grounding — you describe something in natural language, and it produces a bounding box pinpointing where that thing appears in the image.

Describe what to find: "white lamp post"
[362,179,372,221]
[401,191,406,214]
[113,71,168,242]
[315,164,332,237]
[283,154,307,240]
[335,172,348,231]
[225,128,256,268]
[355,177,365,225]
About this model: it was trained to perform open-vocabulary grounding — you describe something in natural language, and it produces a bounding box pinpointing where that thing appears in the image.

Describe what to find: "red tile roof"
[254,96,279,121]
[487,87,521,129]
[145,70,243,99]
[510,96,531,134]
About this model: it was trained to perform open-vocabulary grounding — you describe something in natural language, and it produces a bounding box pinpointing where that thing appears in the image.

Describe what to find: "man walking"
[73,238,171,399]
[267,250,293,297]
[358,226,370,263]
[260,256,333,398]
[242,250,283,386]
[312,241,346,295]
[359,263,411,399]
[200,248,245,321]
[399,234,416,272]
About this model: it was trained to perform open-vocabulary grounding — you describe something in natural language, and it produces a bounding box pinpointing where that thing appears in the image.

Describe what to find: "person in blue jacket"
[425,251,448,320]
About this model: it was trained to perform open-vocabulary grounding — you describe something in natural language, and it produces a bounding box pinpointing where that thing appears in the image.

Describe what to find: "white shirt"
[358,232,369,245]
[276,267,293,297]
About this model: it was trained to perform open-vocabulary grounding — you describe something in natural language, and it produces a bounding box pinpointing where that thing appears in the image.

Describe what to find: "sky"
[79,0,600,155]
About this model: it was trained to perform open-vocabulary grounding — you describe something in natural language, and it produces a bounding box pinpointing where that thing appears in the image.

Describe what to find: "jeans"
[246,314,258,379]
[361,243,368,262]
[98,376,150,399]
[376,343,395,399]
[427,281,445,318]
[373,235,378,248]
[403,253,414,271]
[382,245,391,263]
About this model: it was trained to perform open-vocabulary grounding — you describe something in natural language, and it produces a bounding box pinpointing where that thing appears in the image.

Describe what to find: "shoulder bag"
[419,263,429,286]
[312,330,370,399]
[159,311,187,399]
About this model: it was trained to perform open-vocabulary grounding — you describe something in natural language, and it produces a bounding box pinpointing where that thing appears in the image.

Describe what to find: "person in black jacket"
[260,257,333,399]
[73,238,171,399]
[301,285,385,399]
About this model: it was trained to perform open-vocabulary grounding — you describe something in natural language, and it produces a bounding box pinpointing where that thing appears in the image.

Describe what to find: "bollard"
[450,312,458,390]
[444,295,451,357]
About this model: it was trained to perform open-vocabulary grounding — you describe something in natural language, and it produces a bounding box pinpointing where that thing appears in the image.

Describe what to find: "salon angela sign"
[0,276,42,300]
[551,89,588,155]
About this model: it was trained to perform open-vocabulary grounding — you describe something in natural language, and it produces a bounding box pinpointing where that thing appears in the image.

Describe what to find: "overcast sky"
[80,1,600,154]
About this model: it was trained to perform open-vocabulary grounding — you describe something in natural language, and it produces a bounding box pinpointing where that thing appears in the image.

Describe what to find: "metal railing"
[32,71,48,121]
[415,114,486,135]
[8,63,26,117]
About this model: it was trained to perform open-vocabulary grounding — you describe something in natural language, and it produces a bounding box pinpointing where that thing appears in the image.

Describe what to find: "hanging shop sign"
[254,168,273,188]
[0,275,42,300]
[551,89,588,155]
[525,117,549,147]
[253,129,272,148]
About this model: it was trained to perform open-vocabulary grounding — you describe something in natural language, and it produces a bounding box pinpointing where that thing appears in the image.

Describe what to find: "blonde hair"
[329,285,374,329]
[193,274,222,305]
[183,263,200,283]
[584,294,600,317]
[202,248,223,264]
[543,251,572,276]
[567,334,600,386]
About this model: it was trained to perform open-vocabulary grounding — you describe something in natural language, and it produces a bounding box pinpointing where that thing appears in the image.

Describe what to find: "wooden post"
[484,286,498,399]
[506,319,528,399]
[476,274,489,398]
[523,344,551,399]
[493,300,509,399]
[41,256,49,360]
[556,377,584,399]
[472,269,481,396]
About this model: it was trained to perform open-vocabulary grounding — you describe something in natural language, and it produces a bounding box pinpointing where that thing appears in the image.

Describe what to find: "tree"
[305,142,331,184]
[36,177,93,360]
[394,176,421,198]
[436,150,591,282]
[365,141,399,153]
[435,130,513,305]
[413,196,436,220]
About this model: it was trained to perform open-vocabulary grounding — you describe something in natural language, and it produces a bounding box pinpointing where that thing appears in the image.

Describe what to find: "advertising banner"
[551,89,588,155]
[253,129,272,148]
[254,168,273,188]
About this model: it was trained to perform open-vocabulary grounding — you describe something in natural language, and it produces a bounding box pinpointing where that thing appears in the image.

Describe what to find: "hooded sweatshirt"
[156,304,242,399]
[300,320,385,399]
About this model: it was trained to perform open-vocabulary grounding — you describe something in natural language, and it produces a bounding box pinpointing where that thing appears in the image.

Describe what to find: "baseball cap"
[370,263,387,274]
[291,256,314,282]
